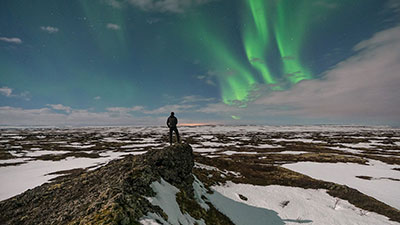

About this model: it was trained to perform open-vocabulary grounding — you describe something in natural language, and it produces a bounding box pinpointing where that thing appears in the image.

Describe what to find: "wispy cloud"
[40,26,59,34]
[107,106,144,113]
[104,0,124,8]
[196,70,218,86]
[0,106,163,126]
[106,23,121,30]
[0,37,22,44]
[47,104,71,113]
[143,104,196,114]
[94,96,101,100]
[386,0,400,13]
[181,95,215,104]
[252,25,400,121]
[146,17,161,24]
[191,26,400,125]
[126,0,212,13]
[0,87,12,96]
[0,86,30,100]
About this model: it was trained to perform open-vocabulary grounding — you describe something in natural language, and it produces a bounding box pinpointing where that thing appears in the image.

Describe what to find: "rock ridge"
[0,143,198,225]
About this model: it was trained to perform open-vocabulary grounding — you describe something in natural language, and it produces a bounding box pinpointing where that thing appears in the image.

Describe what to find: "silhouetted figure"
[167,112,180,145]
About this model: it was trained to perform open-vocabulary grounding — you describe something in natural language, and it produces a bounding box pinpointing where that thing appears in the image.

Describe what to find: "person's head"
[170,112,175,116]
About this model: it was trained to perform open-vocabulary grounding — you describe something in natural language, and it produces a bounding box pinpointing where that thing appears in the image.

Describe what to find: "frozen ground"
[1,125,399,222]
[283,160,400,209]
[209,181,399,225]
[140,177,400,225]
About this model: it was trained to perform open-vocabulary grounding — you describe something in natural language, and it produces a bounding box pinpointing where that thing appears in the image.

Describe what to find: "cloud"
[196,102,242,114]
[126,0,212,13]
[107,95,214,115]
[143,104,196,114]
[196,70,218,86]
[47,104,71,113]
[0,37,22,44]
[190,25,400,125]
[106,23,121,30]
[104,0,124,8]
[386,0,400,13]
[181,95,215,103]
[0,106,163,126]
[0,86,30,100]
[94,96,101,100]
[251,25,400,122]
[0,87,12,96]
[106,106,144,113]
[40,26,59,33]
[146,18,162,24]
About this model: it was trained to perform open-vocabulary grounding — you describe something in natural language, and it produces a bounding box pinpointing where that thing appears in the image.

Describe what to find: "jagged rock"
[0,143,195,225]
[146,143,195,189]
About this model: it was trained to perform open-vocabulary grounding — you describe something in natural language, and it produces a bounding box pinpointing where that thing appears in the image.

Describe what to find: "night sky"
[1,0,399,126]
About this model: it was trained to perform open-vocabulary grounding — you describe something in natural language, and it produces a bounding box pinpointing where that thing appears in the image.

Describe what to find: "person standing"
[167,112,180,145]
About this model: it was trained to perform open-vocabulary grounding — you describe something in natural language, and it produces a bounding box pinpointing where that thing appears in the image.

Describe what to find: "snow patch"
[145,178,205,225]
[283,160,400,210]
[210,182,399,225]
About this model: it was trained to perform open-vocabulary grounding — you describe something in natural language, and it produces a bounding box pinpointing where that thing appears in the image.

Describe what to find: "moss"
[176,190,205,220]
[48,183,62,190]
[176,188,234,225]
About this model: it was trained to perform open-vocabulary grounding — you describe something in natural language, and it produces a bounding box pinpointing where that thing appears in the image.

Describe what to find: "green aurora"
[1,0,397,125]
[185,0,346,107]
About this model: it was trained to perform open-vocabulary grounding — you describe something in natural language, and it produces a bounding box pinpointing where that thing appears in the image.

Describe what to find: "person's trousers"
[169,127,180,144]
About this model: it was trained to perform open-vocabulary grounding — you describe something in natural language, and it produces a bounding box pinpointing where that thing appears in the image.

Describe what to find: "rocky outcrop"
[0,144,205,225]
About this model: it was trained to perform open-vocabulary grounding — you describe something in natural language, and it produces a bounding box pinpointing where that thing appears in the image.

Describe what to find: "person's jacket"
[167,116,178,128]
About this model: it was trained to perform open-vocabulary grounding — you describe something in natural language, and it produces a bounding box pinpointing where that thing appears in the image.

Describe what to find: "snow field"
[0,150,132,201]
[142,178,205,225]
[283,160,400,210]
[210,182,399,225]
[142,176,399,225]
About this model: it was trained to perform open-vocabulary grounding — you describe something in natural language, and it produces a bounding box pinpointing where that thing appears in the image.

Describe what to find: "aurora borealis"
[1,0,400,126]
